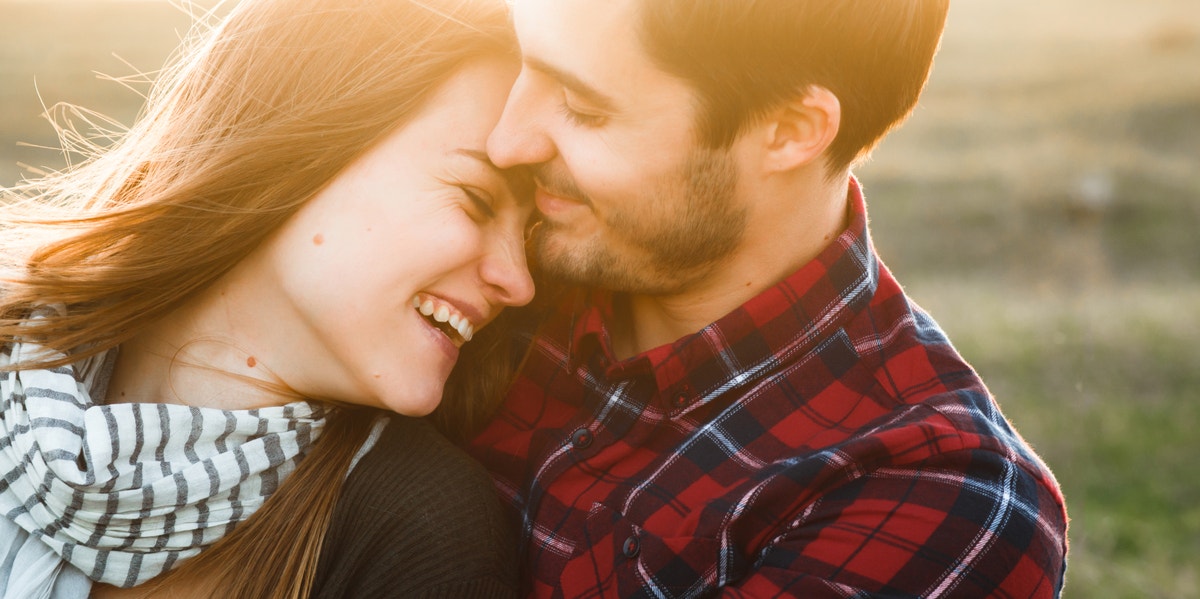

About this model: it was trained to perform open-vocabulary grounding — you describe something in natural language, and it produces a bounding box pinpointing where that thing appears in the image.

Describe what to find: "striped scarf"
[0,315,326,593]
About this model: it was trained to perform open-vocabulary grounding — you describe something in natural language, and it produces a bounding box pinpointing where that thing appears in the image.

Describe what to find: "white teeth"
[413,294,477,343]
[457,321,474,341]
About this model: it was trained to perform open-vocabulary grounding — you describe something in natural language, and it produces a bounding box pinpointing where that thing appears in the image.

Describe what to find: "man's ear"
[760,85,841,174]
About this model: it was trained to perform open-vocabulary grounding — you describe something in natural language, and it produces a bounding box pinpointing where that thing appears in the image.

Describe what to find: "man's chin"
[531,227,577,274]
[529,227,597,284]
[532,225,671,293]
[531,219,571,251]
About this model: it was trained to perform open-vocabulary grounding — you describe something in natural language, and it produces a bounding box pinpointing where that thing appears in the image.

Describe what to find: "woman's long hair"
[0,0,516,596]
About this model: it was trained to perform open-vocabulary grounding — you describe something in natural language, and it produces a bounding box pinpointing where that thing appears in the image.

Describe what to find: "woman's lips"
[412,294,475,343]
[417,314,460,362]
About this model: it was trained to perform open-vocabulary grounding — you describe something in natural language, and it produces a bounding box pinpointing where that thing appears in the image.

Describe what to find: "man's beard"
[531,147,746,296]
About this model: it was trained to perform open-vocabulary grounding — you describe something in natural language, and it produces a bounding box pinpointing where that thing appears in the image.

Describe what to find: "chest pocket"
[559,503,730,598]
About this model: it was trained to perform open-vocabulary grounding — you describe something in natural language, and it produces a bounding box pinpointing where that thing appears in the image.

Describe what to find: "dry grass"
[908,281,1200,599]
[861,3,1200,596]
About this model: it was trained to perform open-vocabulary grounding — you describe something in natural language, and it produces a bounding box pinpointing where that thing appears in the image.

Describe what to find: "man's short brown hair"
[637,0,950,174]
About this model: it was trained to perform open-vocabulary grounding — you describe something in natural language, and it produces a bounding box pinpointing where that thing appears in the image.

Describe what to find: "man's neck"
[610,172,851,360]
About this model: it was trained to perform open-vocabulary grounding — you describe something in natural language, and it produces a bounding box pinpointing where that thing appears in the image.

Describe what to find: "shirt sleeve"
[720,447,1067,598]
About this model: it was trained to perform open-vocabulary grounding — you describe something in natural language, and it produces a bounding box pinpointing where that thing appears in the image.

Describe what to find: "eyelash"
[558,102,606,128]
[461,187,496,220]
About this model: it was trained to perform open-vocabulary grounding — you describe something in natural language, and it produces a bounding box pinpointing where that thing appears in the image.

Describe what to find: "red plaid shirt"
[469,180,1068,598]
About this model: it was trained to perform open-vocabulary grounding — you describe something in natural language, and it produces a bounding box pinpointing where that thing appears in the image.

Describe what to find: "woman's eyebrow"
[453,148,502,174]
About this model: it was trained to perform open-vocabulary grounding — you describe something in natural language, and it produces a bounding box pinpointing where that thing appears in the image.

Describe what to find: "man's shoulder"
[839,273,987,399]
[760,271,1056,472]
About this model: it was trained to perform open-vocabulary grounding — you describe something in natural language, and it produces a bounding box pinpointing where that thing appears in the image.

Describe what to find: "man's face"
[489,0,747,295]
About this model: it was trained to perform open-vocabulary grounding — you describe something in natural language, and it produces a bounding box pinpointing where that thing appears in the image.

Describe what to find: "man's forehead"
[510,0,648,83]
[510,0,639,46]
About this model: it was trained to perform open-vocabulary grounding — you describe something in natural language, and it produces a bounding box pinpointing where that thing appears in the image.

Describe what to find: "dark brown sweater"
[311,416,518,598]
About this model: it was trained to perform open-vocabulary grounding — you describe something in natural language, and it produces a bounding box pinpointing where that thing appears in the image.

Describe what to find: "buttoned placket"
[518,373,655,539]
[668,382,694,413]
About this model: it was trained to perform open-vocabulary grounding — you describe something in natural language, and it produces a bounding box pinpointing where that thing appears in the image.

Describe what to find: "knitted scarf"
[0,317,326,594]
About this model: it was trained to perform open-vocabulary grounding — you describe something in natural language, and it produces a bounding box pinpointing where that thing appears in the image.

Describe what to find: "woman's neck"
[103,282,295,410]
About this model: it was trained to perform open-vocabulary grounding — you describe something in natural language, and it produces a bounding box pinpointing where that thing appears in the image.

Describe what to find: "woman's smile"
[413,292,478,345]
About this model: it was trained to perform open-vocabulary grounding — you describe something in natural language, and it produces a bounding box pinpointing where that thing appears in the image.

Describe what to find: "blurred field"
[863,2,1200,597]
[2,1,1198,597]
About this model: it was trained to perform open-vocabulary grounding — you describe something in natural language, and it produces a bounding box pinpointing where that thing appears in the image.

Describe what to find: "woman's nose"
[481,233,535,308]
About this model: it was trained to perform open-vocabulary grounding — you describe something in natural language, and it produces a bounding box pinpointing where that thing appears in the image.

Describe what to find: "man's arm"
[723,448,1067,598]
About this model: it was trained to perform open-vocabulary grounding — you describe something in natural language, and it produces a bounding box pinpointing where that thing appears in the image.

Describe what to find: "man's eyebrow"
[525,56,616,112]
[453,149,534,204]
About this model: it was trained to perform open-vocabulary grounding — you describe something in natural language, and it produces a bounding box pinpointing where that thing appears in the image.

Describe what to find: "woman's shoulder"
[312,415,518,598]
[332,414,514,540]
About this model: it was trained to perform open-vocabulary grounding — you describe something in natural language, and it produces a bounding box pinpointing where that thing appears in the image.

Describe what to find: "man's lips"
[534,187,588,217]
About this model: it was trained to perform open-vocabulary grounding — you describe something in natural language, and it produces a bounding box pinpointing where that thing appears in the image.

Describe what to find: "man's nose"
[488,71,557,169]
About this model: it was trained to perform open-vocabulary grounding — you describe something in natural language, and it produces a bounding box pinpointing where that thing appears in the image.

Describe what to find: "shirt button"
[570,428,593,449]
[622,535,640,558]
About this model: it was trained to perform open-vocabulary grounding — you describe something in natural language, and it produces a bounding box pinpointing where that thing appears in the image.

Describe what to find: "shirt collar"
[560,177,879,408]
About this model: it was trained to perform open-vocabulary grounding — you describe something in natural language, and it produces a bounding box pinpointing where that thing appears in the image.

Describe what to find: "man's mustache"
[531,164,594,209]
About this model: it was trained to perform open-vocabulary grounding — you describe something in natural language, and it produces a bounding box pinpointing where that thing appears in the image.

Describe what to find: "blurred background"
[1,0,1197,596]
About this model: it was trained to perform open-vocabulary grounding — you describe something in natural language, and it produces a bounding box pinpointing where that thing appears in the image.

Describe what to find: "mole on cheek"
[312,233,324,246]
[246,356,257,368]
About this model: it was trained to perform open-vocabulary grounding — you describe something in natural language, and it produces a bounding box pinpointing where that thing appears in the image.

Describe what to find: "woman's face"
[253,58,535,415]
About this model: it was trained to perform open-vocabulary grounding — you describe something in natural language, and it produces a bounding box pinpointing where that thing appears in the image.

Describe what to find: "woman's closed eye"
[460,186,496,220]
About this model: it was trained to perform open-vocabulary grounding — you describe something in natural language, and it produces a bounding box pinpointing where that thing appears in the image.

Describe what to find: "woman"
[0,0,529,597]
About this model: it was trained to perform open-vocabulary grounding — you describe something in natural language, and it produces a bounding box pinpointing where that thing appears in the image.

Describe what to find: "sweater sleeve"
[311,415,519,599]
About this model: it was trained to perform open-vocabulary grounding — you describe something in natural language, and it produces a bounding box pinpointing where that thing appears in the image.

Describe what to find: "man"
[467,0,1068,597]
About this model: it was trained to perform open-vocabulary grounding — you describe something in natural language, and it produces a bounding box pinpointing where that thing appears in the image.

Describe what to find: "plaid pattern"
[469,179,1068,598]
[1,317,324,589]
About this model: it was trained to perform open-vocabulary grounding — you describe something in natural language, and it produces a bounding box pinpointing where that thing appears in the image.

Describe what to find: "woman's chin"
[373,384,445,417]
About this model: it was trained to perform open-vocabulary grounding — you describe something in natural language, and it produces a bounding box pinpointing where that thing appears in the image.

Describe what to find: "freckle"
[120,391,126,397]
[312,233,324,246]
[246,356,257,368]
[373,373,381,379]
